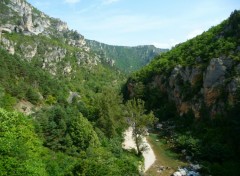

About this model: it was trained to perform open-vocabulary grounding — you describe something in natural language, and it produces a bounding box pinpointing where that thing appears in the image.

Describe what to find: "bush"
[0,108,47,176]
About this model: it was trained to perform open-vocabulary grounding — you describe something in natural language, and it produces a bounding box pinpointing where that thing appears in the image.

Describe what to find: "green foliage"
[126,99,156,155]
[35,106,70,152]
[0,93,17,111]
[44,151,77,176]
[0,1,160,174]
[0,108,47,176]
[45,95,57,105]
[94,88,126,137]
[87,40,168,73]
[175,135,201,154]
[72,147,139,176]
[0,1,20,24]
[69,113,100,151]
[131,10,240,85]
[26,87,40,104]
[0,48,68,106]
[124,10,240,176]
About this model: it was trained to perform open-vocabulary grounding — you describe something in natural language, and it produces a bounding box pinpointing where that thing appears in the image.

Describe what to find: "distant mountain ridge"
[86,39,168,72]
[0,0,166,74]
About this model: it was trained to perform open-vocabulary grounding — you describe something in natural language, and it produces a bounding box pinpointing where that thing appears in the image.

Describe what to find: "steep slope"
[0,1,141,175]
[86,39,168,72]
[126,10,240,119]
[0,0,162,74]
[0,0,109,76]
[124,10,240,175]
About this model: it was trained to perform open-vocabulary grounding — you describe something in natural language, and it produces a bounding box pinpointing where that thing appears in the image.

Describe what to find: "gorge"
[0,0,240,176]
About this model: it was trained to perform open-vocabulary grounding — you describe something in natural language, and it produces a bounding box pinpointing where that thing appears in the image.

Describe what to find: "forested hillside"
[124,10,240,175]
[1,0,240,175]
[86,39,168,72]
[0,45,142,175]
[0,0,150,175]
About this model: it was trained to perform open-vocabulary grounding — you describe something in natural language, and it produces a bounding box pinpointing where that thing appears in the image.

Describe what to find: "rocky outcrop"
[4,0,50,34]
[67,91,80,103]
[0,0,154,78]
[128,57,239,118]
[40,47,67,75]
[20,44,37,59]
[0,0,105,74]
[44,47,67,63]
[170,57,237,117]
[0,37,15,55]
[7,0,32,16]
[203,57,233,107]
[75,52,100,66]
[63,62,72,75]
[55,20,68,32]
[0,27,12,34]
[203,58,230,88]
[22,11,33,31]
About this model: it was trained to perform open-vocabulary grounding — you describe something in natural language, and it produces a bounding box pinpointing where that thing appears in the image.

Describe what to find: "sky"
[27,0,240,48]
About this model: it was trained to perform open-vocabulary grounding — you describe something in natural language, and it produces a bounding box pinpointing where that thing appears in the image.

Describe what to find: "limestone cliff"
[125,10,240,119]
[0,0,159,75]
[0,0,100,75]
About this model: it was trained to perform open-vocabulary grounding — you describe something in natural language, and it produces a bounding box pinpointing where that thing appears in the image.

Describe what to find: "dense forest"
[0,46,144,175]
[86,40,168,73]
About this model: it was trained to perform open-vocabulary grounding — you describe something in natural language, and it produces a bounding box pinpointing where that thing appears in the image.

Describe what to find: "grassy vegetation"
[146,133,187,176]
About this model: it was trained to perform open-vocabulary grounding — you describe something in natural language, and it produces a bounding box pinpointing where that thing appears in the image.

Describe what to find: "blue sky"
[27,0,239,48]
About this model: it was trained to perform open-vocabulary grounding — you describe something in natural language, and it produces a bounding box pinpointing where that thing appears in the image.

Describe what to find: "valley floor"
[145,133,187,176]
[122,127,156,172]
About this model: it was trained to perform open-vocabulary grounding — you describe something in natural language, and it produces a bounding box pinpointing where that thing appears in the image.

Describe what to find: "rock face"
[125,10,240,119]
[0,0,160,76]
[55,20,68,32]
[8,0,32,16]
[1,37,15,55]
[20,44,37,59]
[0,0,88,46]
[23,11,33,31]
[204,58,229,88]
[127,57,239,118]
[0,0,104,75]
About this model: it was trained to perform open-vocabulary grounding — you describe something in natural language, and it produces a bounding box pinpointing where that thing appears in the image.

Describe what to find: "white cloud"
[77,14,168,33]
[153,39,180,49]
[64,0,80,4]
[102,0,120,5]
[187,29,204,39]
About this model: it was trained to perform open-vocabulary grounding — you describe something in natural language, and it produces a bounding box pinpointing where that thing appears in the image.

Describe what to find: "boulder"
[173,171,182,176]
[0,27,12,33]
[179,168,187,176]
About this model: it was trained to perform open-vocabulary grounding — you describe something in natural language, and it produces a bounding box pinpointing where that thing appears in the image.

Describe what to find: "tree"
[69,113,100,152]
[0,108,47,176]
[95,88,126,137]
[125,99,155,155]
